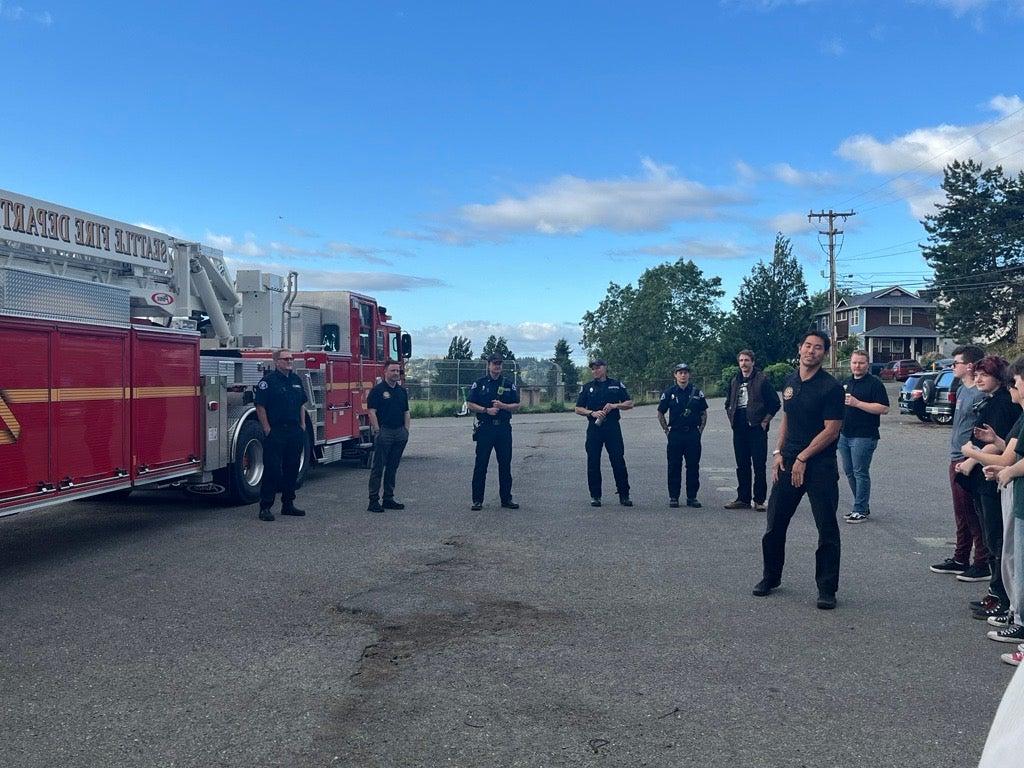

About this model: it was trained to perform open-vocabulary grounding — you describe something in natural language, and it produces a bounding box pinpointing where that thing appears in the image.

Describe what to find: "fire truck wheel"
[294,428,313,488]
[228,419,266,505]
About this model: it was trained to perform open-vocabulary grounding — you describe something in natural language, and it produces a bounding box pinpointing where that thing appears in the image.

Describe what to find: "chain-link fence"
[401,359,706,414]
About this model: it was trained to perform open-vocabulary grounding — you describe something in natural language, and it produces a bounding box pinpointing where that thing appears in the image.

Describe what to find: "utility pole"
[808,208,856,370]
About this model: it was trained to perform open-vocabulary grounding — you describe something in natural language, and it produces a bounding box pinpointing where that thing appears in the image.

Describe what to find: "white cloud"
[820,36,845,57]
[0,2,52,24]
[765,211,818,235]
[837,94,1024,175]
[771,163,838,187]
[204,231,265,258]
[608,237,756,260]
[916,0,992,17]
[457,158,744,236]
[224,258,446,292]
[409,320,582,359]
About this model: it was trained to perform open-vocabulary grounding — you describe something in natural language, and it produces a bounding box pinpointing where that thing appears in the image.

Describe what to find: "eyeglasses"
[952,360,966,367]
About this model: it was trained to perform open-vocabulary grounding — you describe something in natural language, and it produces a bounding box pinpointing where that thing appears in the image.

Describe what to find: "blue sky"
[2,0,1023,359]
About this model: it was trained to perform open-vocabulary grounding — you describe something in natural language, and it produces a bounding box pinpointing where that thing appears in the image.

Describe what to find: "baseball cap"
[674,363,691,372]
[486,354,504,363]
[588,359,607,368]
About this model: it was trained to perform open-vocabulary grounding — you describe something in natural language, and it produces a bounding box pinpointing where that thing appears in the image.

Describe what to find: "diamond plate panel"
[0,267,129,326]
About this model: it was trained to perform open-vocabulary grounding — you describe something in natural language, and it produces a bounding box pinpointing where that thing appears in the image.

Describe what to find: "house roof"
[861,325,940,338]
[813,286,935,316]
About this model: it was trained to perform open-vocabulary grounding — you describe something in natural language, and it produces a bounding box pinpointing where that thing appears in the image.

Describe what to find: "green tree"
[581,259,724,388]
[445,335,473,360]
[923,159,1024,343]
[547,338,578,397]
[437,335,477,399]
[730,233,813,365]
[480,335,515,361]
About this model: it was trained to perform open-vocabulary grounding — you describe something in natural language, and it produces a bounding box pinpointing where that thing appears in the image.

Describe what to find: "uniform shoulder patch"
[257,380,268,390]
[696,389,705,398]
[660,392,666,400]
[471,382,477,390]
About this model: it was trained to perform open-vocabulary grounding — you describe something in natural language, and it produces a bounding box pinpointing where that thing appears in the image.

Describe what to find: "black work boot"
[382,499,405,510]
[258,507,275,522]
[281,504,305,516]
[367,499,385,513]
[619,495,633,507]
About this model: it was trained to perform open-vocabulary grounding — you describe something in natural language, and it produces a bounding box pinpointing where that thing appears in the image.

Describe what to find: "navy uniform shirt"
[841,373,889,440]
[657,383,708,430]
[254,370,308,427]
[367,380,409,428]
[780,368,844,462]
[468,375,519,425]
[576,378,631,424]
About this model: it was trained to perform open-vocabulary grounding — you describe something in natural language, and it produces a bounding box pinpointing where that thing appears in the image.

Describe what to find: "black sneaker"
[669,499,680,508]
[382,499,405,510]
[973,604,1010,621]
[988,624,1024,643]
[930,558,968,575]
[752,579,779,597]
[956,564,992,582]
[281,505,306,516]
[258,507,274,522]
[619,496,634,507]
[501,500,520,510]
[971,594,1000,611]
[686,498,702,508]
[471,501,483,511]
[816,592,837,610]
[367,500,385,513]
[590,498,602,507]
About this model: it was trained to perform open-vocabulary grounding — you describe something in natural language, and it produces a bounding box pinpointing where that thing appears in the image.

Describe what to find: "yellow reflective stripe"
[0,394,21,442]
[53,387,126,402]
[0,388,49,404]
[132,386,199,399]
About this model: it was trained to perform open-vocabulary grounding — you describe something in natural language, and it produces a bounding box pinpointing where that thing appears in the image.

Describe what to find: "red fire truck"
[0,188,412,517]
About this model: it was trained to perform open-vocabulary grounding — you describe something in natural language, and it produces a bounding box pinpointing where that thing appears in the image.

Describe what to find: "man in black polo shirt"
[754,330,845,609]
[467,354,521,510]
[838,349,890,523]
[575,359,634,507]
[367,360,411,513]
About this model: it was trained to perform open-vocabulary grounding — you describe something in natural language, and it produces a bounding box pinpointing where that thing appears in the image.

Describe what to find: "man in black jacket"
[724,350,781,511]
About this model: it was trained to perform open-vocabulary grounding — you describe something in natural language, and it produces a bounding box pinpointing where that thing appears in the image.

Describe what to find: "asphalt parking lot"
[0,388,1014,767]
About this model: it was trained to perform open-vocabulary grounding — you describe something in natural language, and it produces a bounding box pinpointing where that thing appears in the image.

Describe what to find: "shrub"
[718,365,739,395]
[763,362,796,391]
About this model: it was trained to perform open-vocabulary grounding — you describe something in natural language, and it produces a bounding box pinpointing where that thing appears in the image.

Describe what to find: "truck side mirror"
[401,332,412,359]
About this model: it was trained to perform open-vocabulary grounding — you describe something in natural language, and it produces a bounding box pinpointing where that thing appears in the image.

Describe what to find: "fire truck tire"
[294,427,312,489]
[227,419,266,505]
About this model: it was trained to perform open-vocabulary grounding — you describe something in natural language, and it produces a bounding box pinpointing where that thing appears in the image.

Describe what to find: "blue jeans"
[838,435,878,514]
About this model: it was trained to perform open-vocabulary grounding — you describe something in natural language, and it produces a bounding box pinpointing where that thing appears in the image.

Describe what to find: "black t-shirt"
[841,374,890,440]
[468,375,519,425]
[657,383,708,429]
[576,378,631,424]
[254,370,308,428]
[367,380,409,428]
[781,368,844,462]
[972,387,1023,445]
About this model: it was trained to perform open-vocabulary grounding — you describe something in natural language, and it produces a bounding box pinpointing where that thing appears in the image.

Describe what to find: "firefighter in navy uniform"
[254,349,309,522]
[575,359,634,506]
[657,363,708,508]
[467,354,521,510]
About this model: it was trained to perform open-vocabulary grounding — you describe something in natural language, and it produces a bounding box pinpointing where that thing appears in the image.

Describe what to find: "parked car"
[924,368,961,425]
[928,357,954,371]
[869,362,887,376]
[898,371,940,422]
[880,359,923,382]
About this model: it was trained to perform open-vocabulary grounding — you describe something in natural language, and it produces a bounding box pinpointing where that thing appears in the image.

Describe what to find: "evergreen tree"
[479,335,515,361]
[922,160,1024,343]
[548,338,579,395]
[445,335,473,360]
[731,233,813,364]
